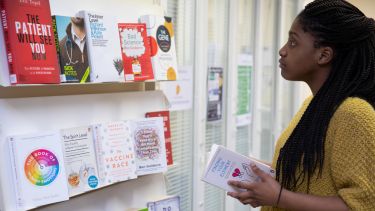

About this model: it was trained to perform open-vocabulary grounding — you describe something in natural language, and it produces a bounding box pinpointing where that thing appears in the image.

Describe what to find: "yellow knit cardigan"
[261,97,375,211]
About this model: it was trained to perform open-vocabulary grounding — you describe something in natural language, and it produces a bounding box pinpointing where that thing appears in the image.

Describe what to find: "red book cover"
[0,0,60,84]
[145,110,173,165]
[118,23,153,81]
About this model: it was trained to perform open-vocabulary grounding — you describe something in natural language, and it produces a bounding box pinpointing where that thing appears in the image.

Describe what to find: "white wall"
[0,1,170,210]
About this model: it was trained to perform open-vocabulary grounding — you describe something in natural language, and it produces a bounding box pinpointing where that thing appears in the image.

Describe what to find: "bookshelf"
[0,0,169,210]
[0,82,156,98]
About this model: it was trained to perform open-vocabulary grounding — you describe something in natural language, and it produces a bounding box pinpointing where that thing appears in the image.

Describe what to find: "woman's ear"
[318,46,333,65]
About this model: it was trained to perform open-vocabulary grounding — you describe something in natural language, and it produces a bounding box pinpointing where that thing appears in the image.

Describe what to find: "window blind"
[164,1,195,211]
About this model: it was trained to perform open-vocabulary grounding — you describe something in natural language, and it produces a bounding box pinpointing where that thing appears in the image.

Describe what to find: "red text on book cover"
[118,23,153,81]
[146,110,173,165]
[0,0,59,84]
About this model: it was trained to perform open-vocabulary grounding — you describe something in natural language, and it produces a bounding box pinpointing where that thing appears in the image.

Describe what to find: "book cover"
[8,131,69,210]
[207,67,223,121]
[201,144,275,192]
[93,121,137,187]
[130,117,167,176]
[0,19,10,86]
[118,23,153,81]
[147,195,180,211]
[52,15,90,83]
[79,10,124,82]
[145,110,173,166]
[60,126,99,196]
[139,15,178,81]
[0,0,60,84]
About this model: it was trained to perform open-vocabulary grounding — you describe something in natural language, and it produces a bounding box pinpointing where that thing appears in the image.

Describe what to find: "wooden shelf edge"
[0,82,157,98]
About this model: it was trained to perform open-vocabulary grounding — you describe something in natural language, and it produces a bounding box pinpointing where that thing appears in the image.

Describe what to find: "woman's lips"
[279,59,286,69]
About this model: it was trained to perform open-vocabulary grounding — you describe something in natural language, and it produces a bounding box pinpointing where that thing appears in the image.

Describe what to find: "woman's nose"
[279,45,287,57]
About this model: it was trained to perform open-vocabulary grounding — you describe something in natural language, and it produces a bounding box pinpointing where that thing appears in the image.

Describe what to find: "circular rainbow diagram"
[24,149,59,186]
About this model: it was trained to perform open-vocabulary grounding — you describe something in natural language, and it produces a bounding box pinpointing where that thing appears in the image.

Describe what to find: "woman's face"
[278,19,322,82]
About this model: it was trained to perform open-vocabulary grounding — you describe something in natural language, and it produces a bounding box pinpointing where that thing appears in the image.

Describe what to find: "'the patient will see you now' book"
[202,144,275,192]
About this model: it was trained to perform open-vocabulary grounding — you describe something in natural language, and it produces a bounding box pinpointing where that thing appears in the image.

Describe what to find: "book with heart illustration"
[201,144,275,192]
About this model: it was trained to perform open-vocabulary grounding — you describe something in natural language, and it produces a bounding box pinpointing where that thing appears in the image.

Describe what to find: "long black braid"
[276,0,375,191]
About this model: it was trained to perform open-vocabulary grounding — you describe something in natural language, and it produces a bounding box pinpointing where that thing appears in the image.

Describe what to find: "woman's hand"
[227,163,281,208]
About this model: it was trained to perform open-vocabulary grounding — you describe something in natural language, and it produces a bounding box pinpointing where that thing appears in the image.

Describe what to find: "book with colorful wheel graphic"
[8,131,68,210]
[139,15,178,81]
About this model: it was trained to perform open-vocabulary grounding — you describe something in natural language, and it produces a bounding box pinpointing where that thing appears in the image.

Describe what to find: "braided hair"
[276,0,375,191]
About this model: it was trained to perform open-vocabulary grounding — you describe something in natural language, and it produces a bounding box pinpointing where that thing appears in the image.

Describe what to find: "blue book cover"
[52,15,90,83]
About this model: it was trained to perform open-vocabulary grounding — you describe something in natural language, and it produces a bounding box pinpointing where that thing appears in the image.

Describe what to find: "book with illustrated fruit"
[202,144,275,192]
[60,126,99,196]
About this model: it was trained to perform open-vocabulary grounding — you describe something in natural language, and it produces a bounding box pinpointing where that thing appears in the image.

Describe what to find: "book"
[207,67,223,121]
[60,126,99,196]
[139,15,178,81]
[145,110,173,166]
[52,15,90,83]
[79,11,124,82]
[0,19,10,86]
[201,144,275,192]
[118,23,153,81]
[147,195,180,211]
[92,121,137,186]
[0,0,60,84]
[130,117,167,176]
[8,131,69,210]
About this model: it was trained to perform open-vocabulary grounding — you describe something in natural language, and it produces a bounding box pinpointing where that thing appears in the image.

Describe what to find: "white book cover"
[139,15,178,81]
[93,121,137,187]
[130,117,167,176]
[79,10,124,82]
[60,126,99,196]
[8,131,69,210]
[147,195,180,211]
[201,144,276,192]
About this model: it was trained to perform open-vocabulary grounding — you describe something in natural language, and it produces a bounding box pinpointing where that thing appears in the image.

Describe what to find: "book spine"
[8,137,23,209]
[92,124,105,186]
[79,11,94,82]
[51,16,64,82]
[0,1,16,84]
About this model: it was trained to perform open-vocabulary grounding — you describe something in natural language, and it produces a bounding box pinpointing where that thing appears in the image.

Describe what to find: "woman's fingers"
[228,180,255,190]
[242,199,259,207]
[227,190,254,201]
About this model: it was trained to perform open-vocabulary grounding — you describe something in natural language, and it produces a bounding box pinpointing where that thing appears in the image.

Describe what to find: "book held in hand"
[202,144,275,192]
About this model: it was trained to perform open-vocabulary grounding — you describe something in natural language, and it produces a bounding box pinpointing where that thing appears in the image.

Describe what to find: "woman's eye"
[288,39,296,47]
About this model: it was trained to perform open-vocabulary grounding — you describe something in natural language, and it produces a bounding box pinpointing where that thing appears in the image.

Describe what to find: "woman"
[228,0,375,210]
